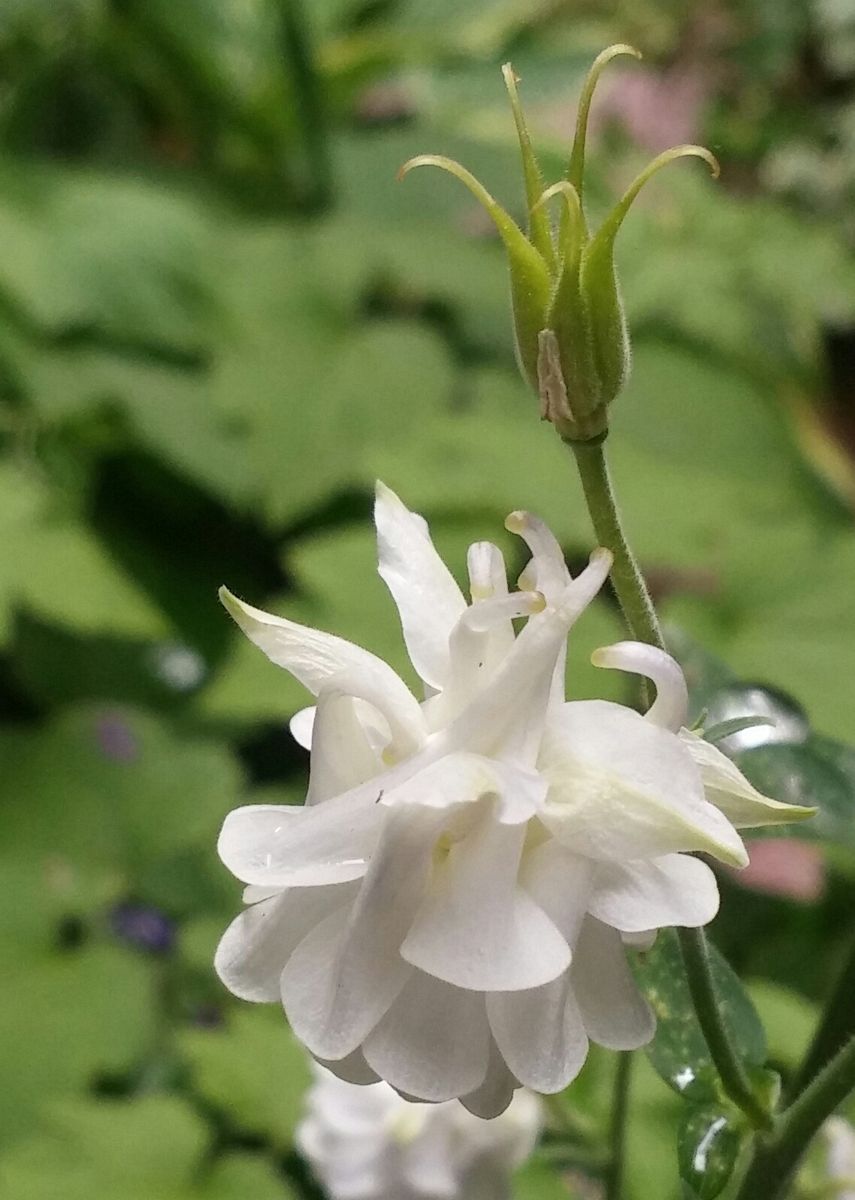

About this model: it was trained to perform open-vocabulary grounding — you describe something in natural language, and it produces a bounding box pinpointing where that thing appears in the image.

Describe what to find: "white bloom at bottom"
[215,484,814,1114]
[297,1067,541,1200]
[824,1117,855,1200]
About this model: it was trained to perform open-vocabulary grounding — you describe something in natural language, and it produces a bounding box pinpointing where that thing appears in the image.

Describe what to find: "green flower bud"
[399,46,719,443]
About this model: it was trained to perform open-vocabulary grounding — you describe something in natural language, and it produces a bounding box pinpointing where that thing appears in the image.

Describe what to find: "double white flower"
[215,484,810,1116]
[297,1067,540,1200]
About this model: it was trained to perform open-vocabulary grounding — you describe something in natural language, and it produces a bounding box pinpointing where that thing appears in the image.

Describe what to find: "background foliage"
[1,1,854,1197]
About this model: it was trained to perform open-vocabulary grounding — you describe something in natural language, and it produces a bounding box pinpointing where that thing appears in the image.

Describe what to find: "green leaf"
[0,464,168,647]
[635,930,767,1105]
[0,859,158,1144]
[514,1159,576,1198]
[737,738,855,849]
[677,1105,746,1200]
[0,706,244,904]
[178,1008,312,1149]
[0,1095,292,1199]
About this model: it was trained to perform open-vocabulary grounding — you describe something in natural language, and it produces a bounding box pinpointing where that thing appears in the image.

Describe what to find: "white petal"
[592,641,689,731]
[220,586,426,756]
[445,549,612,767]
[680,728,816,827]
[214,883,358,1002]
[281,805,440,1060]
[218,792,382,887]
[520,840,594,946]
[505,510,570,600]
[306,691,383,805]
[572,918,655,1050]
[400,1110,458,1198]
[289,706,315,750]
[316,1048,380,1085]
[540,701,748,868]
[467,541,510,602]
[487,974,588,1093]
[363,972,490,1102]
[374,481,466,691]
[381,751,546,825]
[460,1040,519,1119]
[622,929,658,951]
[588,854,720,932]
[402,817,570,991]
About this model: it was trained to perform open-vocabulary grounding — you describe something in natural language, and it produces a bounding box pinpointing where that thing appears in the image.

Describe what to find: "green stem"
[789,931,855,1103]
[605,1052,633,1200]
[679,926,771,1129]
[736,1038,855,1200]
[570,440,663,650]
[567,436,769,1130]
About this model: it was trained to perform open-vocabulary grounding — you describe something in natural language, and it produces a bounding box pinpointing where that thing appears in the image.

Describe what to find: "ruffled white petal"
[487,974,588,1093]
[519,840,594,947]
[540,700,748,868]
[402,817,570,991]
[460,1039,519,1119]
[374,481,466,691]
[281,805,441,1060]
[363,972,490,1102]
[588,854,720,932]
[445,550,612,767]
[317,1048,380,1085]
[220,586,427,757]
[214,882,358,1002]
[218,792,382,887]
[680,728,817,827]
[306,691,383,805]
[592,641,689,731]
[572,918,655,1050]
[381,751,547,826]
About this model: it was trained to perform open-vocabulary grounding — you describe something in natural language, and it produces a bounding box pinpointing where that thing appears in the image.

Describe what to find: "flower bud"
[399,46,719,443]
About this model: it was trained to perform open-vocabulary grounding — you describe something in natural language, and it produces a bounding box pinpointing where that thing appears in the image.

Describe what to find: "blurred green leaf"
[514,1159,576,1198]
[179,1008,311,1149]
[0,463,169,645]
[636,930,767,1105]
[0,1094,292,1199]
[676,1105,746,1199]
[0,706,244,902]
[0,858,158,1143]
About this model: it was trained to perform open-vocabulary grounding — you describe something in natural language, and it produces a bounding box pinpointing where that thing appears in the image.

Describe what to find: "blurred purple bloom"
[95,713,139,763]
[110,902,175,953]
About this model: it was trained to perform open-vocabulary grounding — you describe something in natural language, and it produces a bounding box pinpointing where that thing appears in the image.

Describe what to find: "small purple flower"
[95,713,139,764]
[110,902,175,954]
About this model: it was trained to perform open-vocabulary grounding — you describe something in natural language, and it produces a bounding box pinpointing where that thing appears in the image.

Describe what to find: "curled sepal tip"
[592,144,720,251]
[399,153,552,393]
[533,181,583,270]
[567,43,642,197]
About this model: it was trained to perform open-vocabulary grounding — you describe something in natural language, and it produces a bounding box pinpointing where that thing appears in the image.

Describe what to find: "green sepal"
[399,155,552,392]
[538,182,605,437]
[503,63,556,273]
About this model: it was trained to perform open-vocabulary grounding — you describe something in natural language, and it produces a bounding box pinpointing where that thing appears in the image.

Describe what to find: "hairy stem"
[567,437,769,1128]
[679,926,771,1129]
[570,440,663,650]
[736,1038,855,1200]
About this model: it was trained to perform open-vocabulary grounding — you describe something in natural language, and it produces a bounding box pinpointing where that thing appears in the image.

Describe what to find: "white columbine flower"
[824,1117,855,1200]
[215,483,812,1116]
[297,1066,541,1200]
